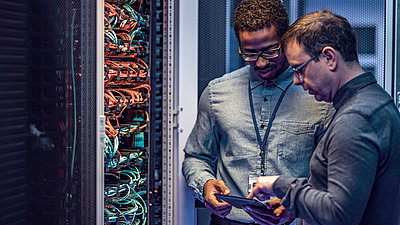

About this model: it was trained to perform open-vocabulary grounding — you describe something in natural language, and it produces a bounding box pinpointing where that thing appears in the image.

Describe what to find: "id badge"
[248,174,258,194]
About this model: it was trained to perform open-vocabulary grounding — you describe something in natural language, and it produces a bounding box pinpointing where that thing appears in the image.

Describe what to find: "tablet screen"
[215,194,266,209]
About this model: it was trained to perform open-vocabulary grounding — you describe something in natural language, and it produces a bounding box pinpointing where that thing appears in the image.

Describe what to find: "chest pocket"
[277,121,315,163]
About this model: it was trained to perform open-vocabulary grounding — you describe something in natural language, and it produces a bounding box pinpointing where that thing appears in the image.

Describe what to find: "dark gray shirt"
[274,72,400,225]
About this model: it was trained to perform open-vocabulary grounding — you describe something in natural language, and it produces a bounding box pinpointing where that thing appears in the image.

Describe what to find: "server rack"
[101,0,166,224]
[103,1,152,224]
[0,0,170,224]
[102,0,167,224]
[0,0,99,224]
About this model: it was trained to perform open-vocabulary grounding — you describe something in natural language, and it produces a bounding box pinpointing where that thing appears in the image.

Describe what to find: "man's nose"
[293,73,303,85]
[256,56,269,68]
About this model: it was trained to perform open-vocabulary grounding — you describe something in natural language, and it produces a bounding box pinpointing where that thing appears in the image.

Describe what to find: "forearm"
[182,85,220,200]
[274,177,347,225]
[182,154,217,200]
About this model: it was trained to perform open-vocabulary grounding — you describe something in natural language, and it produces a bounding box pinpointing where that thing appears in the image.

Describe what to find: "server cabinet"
[102,0,163,224]
[0,0,100,224]
[0,0,169,224]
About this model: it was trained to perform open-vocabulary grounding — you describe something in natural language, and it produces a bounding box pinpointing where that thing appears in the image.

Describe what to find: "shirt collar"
[249,66,293,90]
[333,72,377,110]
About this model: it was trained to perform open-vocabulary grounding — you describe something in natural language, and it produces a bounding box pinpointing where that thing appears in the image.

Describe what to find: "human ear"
[321,46,337,71]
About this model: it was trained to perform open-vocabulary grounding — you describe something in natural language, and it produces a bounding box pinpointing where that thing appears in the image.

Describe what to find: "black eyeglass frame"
[238,44,281,62]
[292,52,321,78]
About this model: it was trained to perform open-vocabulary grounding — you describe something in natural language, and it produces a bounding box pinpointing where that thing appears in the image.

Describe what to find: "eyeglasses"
[292,53,320,78]
[238,45,281,62]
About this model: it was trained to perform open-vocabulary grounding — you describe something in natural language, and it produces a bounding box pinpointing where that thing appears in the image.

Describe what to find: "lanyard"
[248,80,293,175]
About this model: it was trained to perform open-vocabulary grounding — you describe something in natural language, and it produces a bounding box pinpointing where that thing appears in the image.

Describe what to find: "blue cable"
[70,8,77,178]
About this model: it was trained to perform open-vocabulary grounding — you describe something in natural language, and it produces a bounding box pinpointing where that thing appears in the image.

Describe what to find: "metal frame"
[96,0,105,224]
[385,0,395,96]
[394,0,400,110]
[178,1,199,225]
[162,0,178,224]
[225,0,231,73]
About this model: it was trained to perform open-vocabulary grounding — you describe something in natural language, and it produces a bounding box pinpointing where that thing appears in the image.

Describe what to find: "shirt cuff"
[193,176,216,202]
[272,175,296,199]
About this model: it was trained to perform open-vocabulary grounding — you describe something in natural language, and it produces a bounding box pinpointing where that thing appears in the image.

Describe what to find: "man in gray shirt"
[182,1,333,224]
[245,9,400,225]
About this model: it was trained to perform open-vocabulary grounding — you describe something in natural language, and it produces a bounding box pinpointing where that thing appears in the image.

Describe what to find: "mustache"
[255,63,275,71]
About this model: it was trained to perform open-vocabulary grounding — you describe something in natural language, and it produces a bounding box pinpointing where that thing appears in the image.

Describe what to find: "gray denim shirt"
[182,65,333,222]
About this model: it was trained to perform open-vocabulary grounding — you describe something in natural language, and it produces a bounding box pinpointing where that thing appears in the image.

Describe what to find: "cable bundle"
[104,59,148,85]
[104,2,148,58]
[105,84,150,107]
[105,169,148,225]
[104,0,149,224]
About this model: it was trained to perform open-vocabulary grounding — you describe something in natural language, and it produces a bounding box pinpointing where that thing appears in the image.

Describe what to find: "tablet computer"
[215,194,266,209]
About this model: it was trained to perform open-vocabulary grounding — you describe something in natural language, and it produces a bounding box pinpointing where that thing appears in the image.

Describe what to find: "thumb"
[267,197,282,207]
[217,181,230,195]
[222,186,230,195]
[247,189,255,199]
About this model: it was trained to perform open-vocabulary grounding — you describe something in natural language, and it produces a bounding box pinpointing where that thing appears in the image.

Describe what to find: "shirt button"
[260,124,265,129]
[263,97,268,102]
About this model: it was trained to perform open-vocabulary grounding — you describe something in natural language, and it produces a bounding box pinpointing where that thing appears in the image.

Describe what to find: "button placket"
[260,87,270,131]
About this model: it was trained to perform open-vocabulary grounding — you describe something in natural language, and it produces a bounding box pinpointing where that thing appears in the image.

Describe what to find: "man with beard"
[182,0,333,224]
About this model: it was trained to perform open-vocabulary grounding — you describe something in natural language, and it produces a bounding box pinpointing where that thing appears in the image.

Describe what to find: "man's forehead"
[238,26,278,39]
[285,41,308,65]
[285,41,304,54]
[286,39,303,49]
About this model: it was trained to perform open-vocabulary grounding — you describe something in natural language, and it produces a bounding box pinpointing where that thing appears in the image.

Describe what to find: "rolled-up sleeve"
[182,85,219,201]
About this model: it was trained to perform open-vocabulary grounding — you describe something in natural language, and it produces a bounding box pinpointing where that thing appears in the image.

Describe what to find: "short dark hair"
[233,0,289,41]
[281,8,358,62]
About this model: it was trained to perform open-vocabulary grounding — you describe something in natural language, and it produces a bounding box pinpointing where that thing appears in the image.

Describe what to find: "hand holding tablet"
[215,194,267,209]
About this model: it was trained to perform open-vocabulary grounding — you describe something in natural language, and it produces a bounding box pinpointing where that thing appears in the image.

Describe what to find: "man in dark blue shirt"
[244,9,400,225]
